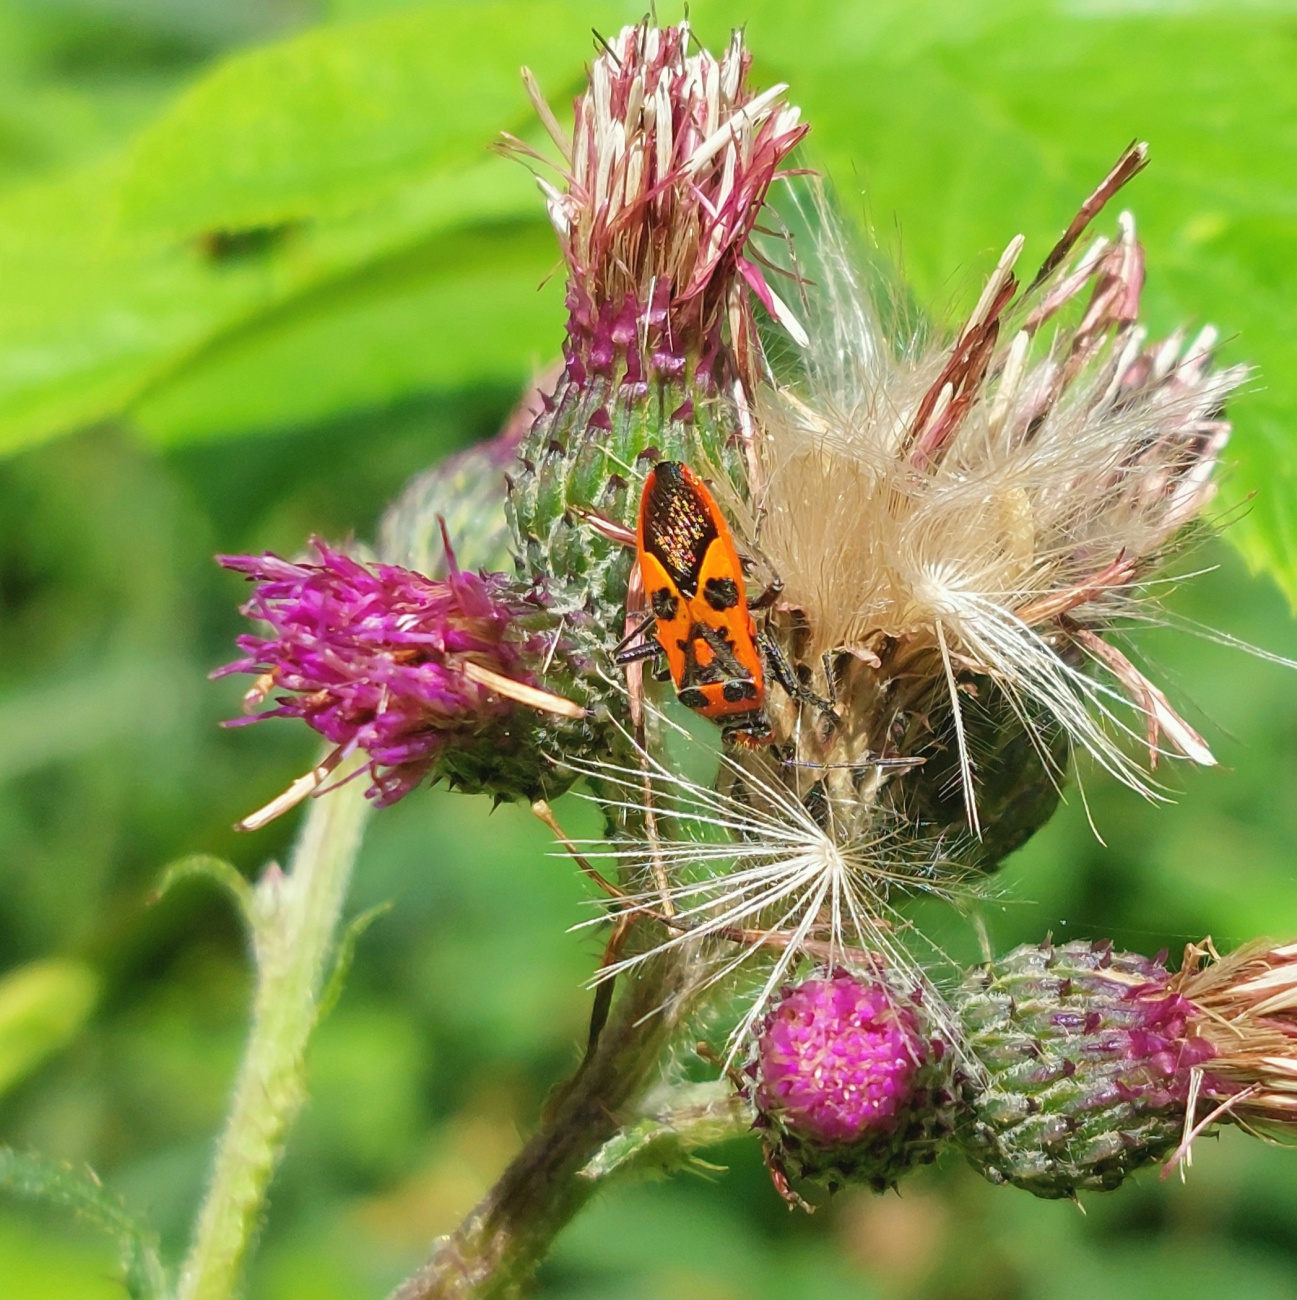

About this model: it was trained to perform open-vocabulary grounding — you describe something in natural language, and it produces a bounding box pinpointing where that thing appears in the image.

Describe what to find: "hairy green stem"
[177,774,370,1300]
[390,948,708,1300]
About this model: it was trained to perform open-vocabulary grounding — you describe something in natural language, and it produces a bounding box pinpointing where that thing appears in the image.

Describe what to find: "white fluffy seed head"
[561,713,984,1062]
[746,169,1248,812]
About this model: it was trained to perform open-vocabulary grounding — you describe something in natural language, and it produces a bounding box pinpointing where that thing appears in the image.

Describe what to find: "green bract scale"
[954,940,1214,1198]
[510,383,743,640]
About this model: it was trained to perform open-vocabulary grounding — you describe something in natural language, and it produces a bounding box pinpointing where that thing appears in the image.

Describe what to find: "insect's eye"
[703,576,740,611]
[651,587,680,620]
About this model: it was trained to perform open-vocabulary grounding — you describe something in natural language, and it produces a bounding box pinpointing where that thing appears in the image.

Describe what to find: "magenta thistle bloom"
[216,538,582,822]
[749,968,954,1197]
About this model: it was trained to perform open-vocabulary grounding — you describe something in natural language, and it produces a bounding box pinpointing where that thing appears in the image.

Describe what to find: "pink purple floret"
[755,970,927,1146]
[215,539,542,805]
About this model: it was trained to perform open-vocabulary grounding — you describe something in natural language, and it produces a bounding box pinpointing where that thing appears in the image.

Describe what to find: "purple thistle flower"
[756,971,924,1144]
[216,537,582,823]
[750,968,955,1199]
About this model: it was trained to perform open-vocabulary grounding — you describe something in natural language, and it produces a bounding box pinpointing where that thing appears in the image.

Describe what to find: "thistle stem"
[390,948,703,1300]
[177,773,370,1300]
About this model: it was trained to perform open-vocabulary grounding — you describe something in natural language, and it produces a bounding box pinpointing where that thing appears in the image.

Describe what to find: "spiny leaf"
[0,1148,167,1300]
[154,854,256,931]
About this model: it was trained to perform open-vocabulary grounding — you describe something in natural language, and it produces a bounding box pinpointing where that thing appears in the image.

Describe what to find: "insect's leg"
[748,573,784,611]
[760,631,837,722]
[612,610,659,659]
[821,651,838,711]
[759,628,800,697]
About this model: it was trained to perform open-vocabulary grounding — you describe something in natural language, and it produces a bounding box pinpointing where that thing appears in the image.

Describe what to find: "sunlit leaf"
[0,3,617,454]
[117,1,625,236]
[0,153,535,453]
[131,221,561,443]
[0,960,98,1098]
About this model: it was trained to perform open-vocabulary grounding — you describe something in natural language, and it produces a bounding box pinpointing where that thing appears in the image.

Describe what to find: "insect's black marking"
[651,587,679,621]
[694,621,740,658]
[703,576,740,611]
[677,687,709,709]
[723,680,758,703]
[720,710,771,744]
[675,622,753,691]
[643,462,717,596]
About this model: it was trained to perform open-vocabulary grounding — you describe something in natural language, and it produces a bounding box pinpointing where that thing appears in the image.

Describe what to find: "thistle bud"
[749,968,956,1195]
[955,940,1206,1197]
[506,21,806,655]
[953,932,1297,1203]
[379,374,551,576]
[215,538,586,823]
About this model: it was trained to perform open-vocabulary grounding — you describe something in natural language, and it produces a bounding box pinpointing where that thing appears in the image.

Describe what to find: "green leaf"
[131,219,562,443]
[0,960,98,1099]
[0,3,621,454]
[0,152,530,453]
[0,1148,167,1300]
[116,1,626,236]
[700,0,1297,601]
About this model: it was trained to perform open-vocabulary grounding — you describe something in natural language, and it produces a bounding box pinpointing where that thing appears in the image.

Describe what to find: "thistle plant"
[748,967,957,1198]
[161,16,1297,1300]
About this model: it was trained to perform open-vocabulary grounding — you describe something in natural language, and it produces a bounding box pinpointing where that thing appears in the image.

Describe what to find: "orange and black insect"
[614,461,783,745]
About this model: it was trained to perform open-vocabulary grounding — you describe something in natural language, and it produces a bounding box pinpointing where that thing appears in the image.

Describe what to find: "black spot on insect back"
[651,587,680,620]
[704,576,740,610]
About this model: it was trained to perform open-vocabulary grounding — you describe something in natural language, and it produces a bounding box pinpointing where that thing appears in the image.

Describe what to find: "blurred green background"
[0,0,1295,1296]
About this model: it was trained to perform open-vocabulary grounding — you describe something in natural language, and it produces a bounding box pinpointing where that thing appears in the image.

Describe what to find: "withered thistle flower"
[748,966,956,1196]
[526,22,806,394]
[216,538,583,825]
[1170,938,1297,1140]
[955,937,1297,1199]
[506,21,807,655]
[745,148,1247,861]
